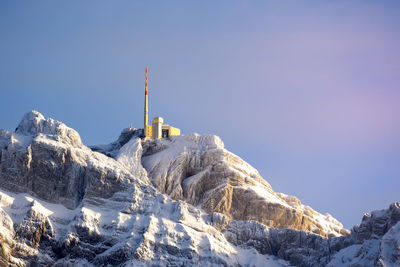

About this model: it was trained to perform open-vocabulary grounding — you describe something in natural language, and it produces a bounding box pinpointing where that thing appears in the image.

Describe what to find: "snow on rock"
[90,127,142,158]
[0,111,291,266]
[327,202,400,267]
[353,202,400,242]
[138,134,346,237]
[0,185,290,266]
[225,220,332,266]
[15,110,83,148]
[1,111,399,266]
[115,137,149,183]
[0,111,147,209]
[378,221,400,266]
[327,240,380,267]
[225,203,400,267]
[327,222,400,267]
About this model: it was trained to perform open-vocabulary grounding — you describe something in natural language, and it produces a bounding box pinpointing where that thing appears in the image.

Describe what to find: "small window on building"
[162,129,169,138]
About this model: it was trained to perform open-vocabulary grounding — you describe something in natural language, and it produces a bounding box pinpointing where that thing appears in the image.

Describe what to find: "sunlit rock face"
[140,135,347,237]
[0,111,289,266]
[0,111,398,267]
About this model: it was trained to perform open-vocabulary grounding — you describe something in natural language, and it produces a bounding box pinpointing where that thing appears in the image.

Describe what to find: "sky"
[0,1,399,228]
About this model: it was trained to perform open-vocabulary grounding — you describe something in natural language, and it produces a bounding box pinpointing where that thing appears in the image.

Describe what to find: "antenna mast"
[144,67,148,137]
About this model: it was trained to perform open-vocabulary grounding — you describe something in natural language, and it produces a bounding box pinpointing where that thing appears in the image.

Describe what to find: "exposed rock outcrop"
[90,127,142,158]
[140,135,347,237]
[224,203,400,267]
[0,175,288,266]
[225,220,331,266]
[353,202,400,243]
[0,111,398,267]
[327,202,400,267]
[15,110,83,148]
[0,111,148,209]
[0,111,289,266]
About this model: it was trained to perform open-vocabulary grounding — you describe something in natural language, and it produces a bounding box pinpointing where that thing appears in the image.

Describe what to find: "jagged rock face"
[353,202,400,242]
[140,135,346,237]
[225,220,332,267]
[0,111,289,266]
[90,127,142,158]
[327,202,400,267]
[0,111,398,267]
[0,175,287,266]
[223,203,400,267]
[325,203,400,267]
[15,110,83,149]
[0,111,147,209]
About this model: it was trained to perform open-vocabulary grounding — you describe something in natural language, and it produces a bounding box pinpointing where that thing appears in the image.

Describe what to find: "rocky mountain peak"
[353,202,400,242]
[15,110,45,135]
[15,110,82,148]
[0,111,398,266]
[138,134,346,237]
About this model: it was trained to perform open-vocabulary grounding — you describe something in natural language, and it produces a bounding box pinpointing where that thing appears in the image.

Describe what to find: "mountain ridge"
[0,110,398,266]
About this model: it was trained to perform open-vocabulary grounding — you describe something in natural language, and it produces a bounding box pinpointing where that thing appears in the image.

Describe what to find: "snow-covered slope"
[327,202,400,266]
[0,111,290,266]
[137,135,347,237]
[0,111,399,267]
[0,186,289,266]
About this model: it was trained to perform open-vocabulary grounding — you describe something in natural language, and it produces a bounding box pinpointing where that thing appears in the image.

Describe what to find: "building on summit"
[143,67,180,139]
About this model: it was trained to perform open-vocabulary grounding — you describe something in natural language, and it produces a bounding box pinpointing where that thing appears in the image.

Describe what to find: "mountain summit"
[0,111,398,266]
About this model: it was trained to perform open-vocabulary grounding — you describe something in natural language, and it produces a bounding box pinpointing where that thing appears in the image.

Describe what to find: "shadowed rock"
[0,111,398,267]
[0,111,146,209]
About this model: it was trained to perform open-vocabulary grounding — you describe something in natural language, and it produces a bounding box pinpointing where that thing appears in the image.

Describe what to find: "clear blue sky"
[1,1,399,228]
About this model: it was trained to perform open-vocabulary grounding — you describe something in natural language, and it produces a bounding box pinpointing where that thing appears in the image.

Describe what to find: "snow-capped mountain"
[0,111,398,266]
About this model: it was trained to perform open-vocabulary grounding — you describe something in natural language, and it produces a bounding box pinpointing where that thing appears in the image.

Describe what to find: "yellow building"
[143,68,180,139]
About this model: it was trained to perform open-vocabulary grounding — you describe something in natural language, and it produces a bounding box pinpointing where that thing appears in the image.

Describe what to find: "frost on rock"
[327,202,400,267]
[224,203,400,267]
[139,134,347,237]
[0,111,145,209]
[0,177,290,266]
[115,137,150,184]
[90,127,142,158]
[0,111,399,267]
[0,111,291,266]
[15,110,83,148]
